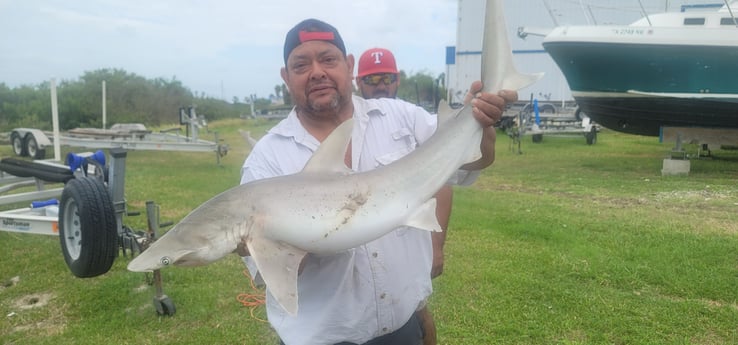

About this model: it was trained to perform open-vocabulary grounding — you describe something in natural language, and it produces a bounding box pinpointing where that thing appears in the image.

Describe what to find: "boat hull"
[573,93,738,136]
[543,37,738,136]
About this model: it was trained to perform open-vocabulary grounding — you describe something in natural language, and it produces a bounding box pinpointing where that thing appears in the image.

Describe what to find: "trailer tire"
[24,133,46,160]
[585,127,597,145]
[154,295,177,316]
[59,176,118,278]
[0,158,74,183]
[11,132,27,157]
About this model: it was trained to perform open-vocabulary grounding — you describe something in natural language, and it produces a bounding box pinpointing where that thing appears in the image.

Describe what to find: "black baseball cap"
[283,18,346,65]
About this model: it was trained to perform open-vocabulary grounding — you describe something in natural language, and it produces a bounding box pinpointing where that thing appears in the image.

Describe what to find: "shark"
[127,0,542,315]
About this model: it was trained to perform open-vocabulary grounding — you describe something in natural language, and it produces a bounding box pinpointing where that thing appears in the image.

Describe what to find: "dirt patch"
[12,292,54,310]
[6,291,67,338]
[1,276,20,290]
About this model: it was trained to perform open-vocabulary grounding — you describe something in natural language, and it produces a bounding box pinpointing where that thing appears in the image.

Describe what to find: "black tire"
[574,107,583,121]
[154,295,176,316]
[11,132,27,157]
[24,133,46,160]
[523,103,556,115]
[539,103,556,114]
[59,176,118,278]
[0,158,73,183]
[532,134,543,143]
[585,127,597,145]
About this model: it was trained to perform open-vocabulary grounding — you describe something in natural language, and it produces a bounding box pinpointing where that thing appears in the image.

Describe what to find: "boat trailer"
[502,99,598,153]
[10,107,228,164]
[0,149,176,316]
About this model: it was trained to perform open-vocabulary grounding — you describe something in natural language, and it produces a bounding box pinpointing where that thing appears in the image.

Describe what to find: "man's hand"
[459,81,518,171]
[463,80,518,127]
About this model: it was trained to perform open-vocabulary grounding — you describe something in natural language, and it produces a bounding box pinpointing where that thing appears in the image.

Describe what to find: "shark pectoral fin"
[404,198,443,232]
[246,235,307,315]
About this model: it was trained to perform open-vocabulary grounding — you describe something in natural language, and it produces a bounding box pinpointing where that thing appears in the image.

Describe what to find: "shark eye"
[160,256,172,266]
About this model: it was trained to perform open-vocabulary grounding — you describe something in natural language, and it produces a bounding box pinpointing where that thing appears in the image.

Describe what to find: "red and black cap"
[283,18,346,65]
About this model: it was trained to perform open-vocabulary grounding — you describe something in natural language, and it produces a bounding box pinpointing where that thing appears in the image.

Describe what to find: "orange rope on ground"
[237,269,268,322]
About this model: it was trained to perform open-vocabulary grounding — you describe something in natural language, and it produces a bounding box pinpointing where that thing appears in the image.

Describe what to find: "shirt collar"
[266,95,386,150]
[268,109,320,150]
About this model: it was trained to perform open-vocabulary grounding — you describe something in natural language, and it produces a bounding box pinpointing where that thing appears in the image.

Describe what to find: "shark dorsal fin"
[302,118,354,174]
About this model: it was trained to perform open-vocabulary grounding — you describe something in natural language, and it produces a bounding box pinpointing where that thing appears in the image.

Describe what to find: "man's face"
[281,41,354,115]
[357,73,399,99]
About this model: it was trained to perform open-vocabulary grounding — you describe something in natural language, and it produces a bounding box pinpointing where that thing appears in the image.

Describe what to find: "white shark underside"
[127,0,541,315]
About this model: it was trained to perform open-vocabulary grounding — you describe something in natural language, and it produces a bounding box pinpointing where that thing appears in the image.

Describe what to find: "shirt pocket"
[374,128,416,167]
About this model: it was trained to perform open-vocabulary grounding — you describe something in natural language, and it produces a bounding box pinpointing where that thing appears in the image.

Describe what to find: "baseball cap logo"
[371,51,384,64]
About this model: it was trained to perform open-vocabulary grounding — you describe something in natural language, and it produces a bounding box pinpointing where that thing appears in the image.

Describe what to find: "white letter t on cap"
[371,51,384,64]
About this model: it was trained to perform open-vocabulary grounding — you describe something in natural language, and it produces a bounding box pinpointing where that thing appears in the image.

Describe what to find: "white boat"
[525,1,738,136]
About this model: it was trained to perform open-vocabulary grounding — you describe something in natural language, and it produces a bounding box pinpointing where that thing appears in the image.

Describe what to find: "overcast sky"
[0,0,458,101]
[1,0,728,102]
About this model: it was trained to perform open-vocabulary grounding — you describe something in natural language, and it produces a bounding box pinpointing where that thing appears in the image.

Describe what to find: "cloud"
[0,0,450,100]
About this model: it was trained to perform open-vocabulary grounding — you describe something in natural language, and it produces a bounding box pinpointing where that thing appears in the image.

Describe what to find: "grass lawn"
[1,119,736,344]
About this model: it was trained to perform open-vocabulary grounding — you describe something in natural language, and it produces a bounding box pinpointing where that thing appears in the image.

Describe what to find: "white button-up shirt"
[240,95,476,345]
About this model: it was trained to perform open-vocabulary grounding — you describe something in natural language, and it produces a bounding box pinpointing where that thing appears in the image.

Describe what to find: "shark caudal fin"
[482,0,543,92]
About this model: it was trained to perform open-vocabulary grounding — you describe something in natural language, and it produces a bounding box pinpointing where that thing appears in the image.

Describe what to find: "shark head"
[127,246,208,272]
[127,220,244,272]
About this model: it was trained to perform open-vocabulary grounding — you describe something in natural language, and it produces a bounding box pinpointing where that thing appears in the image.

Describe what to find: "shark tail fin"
[500,72,545,91]
[481,0,544,93]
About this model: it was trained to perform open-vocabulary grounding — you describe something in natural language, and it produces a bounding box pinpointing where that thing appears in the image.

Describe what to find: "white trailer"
[10,107,228,163]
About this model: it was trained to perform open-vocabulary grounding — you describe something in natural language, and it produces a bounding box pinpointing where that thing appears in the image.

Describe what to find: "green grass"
[1,122,737,344]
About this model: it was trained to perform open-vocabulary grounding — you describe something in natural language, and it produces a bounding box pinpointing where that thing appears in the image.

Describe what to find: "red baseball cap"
[357,48,398,78]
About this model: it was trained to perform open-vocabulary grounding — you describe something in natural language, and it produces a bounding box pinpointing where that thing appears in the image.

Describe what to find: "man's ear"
[346,54,355,80]
[280,67,289,84]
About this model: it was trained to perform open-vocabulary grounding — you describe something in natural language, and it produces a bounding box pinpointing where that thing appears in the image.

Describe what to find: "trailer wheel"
[24,133,46,160]
[59,176,118,278]
[154,295,176,316]
[11,132,27,157]
[585,127,597,145]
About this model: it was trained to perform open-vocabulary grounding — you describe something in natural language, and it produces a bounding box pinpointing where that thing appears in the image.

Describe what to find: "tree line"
[0,68,445,132]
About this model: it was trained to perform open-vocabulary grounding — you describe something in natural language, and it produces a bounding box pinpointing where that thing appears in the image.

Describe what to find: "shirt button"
[380,293,386,299]
[372,252,378,258]
[382,327,388,332]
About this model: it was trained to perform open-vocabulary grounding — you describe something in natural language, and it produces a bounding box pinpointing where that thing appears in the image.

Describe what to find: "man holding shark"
[240,18,518,345]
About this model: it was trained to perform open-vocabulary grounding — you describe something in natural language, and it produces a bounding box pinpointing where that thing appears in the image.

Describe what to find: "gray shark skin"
[127,0,541,315]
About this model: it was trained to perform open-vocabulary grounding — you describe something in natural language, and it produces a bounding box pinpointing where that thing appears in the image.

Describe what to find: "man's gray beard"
[307,93,341,113]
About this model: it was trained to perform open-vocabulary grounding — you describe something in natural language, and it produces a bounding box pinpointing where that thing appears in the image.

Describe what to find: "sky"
[0,0,458,102]
[1,0,730,102]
